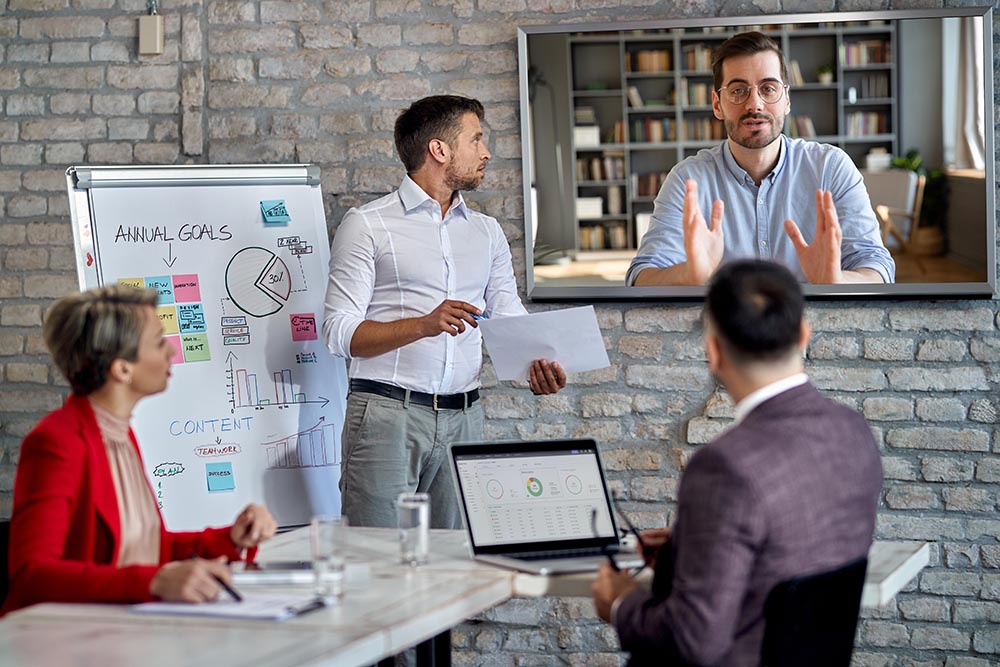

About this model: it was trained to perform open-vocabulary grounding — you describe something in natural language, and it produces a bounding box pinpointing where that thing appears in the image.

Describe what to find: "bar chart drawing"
[226,351,330,412]
[261,418,339,469]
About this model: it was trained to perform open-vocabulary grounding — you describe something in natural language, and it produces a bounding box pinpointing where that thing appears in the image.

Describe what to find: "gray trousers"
[339,390,484,529]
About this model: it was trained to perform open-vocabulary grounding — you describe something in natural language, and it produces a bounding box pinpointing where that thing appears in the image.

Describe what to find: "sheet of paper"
[478,306,609,381]
[131,592,323,621]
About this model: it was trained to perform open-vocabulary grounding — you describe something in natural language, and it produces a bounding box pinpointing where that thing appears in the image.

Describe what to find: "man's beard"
[444,163,484,191]
[724,112,784,150]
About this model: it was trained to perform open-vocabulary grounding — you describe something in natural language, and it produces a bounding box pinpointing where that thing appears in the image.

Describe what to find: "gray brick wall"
[0,1,998,665]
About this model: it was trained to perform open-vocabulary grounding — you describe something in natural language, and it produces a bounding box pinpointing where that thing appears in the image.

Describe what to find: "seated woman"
[2,285,278,615]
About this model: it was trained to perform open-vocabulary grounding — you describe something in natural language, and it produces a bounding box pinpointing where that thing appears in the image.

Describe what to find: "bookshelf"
[558,22,897,258]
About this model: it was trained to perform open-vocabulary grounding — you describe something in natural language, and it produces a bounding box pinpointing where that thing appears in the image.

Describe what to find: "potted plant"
[816,65,834,84]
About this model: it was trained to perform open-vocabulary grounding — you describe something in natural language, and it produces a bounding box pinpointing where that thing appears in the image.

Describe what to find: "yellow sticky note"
[156,305,179,335]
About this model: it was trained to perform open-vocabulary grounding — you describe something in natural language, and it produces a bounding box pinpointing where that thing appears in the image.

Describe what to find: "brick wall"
[0,2,998,665]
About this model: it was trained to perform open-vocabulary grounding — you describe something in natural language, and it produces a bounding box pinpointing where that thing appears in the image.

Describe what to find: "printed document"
[478,306,610,381]
[131,592,325,621]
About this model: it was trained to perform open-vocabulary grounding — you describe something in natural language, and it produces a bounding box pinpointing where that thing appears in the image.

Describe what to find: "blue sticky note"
[260,199,291,225]
[206,462,236,492]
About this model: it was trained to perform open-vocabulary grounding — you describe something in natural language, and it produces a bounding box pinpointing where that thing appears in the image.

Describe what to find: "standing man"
[594,260,882,665]
[627,31,895,286]
[323,95,566,529]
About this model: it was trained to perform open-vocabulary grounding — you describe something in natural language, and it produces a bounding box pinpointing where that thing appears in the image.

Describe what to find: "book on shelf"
[681,117,725,141]
[573,125,601,147]
[608,222,628,249]
[575,197,603,220]
[631,171,668,198]
[581,152,624,181]
[786,115,816,139]
[840,40,890,66]
[631,49,671,72]
[845,111,889,136]
[630,117,676,143]
[678,78,711,106]
[789,60,805,86]
[579,224,606,250]
[858,73,889,99]
[607,186,622,215]
[682,43,712,71]
[627,85,644,108]
[574,106,597,125]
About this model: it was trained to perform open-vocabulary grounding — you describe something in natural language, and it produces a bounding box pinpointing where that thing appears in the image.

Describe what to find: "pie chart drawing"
[225,247,292,318]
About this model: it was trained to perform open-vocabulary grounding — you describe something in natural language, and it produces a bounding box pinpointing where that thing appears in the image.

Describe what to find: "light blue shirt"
[626,136,895,285]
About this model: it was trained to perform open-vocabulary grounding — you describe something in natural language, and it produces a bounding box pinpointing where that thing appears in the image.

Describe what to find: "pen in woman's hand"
[189,554,243,602]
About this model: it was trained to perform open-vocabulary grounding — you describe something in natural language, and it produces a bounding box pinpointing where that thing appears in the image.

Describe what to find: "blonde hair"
[43,284,159,395]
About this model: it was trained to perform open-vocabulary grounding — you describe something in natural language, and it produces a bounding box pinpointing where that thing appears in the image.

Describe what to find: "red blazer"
[2,393,247,615]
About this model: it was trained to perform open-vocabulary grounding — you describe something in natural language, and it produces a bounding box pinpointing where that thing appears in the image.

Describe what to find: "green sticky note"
[180,332,210,362]
[260,199,291,225]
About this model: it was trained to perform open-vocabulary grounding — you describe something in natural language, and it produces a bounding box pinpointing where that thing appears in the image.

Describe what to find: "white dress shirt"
[323,176,527,394]
[732,372,809,424]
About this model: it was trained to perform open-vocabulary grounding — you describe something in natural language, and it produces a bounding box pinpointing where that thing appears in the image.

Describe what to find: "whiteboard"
[67,165,348,530]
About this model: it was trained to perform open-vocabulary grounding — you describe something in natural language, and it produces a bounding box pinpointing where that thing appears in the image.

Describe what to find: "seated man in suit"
[593,259,883,666]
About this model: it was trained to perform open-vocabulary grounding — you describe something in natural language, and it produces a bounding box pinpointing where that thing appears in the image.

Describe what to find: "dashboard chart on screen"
[455,449,615,547]
[67,165,347,530]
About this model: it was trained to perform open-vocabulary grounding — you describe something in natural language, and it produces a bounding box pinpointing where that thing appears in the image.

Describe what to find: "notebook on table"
[448,438,643,575]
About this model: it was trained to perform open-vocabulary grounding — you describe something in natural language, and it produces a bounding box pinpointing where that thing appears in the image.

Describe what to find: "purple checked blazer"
[615,382,883,667]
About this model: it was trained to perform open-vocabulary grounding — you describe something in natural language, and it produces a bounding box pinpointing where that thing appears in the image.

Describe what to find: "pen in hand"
[189,554,243,603]
[591,508,619,572]
[612,503,650,558]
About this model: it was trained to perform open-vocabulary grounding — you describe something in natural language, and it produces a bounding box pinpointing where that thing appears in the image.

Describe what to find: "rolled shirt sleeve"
[322,207,374,360]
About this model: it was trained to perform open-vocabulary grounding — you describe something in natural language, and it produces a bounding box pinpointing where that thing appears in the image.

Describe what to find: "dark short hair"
[43,284,159,395]
[704,260,803,364]
[394,95,485,173]
[712,31,788,93]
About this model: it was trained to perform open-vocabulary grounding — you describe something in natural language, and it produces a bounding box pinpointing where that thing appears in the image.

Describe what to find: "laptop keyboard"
[506,546,619,561]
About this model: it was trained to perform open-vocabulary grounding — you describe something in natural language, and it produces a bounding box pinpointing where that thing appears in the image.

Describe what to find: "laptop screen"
[450,440,618,551]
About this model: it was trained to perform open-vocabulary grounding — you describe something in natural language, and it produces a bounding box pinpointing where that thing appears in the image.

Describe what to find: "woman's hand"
[149,556,230,602]
[229,503,278,548]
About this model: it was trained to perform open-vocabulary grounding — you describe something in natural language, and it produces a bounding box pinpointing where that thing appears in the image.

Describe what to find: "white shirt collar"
[399,175,468,219]
[732,373,809,424]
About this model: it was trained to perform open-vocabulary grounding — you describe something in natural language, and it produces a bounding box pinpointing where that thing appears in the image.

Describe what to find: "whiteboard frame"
[67,164,322,291]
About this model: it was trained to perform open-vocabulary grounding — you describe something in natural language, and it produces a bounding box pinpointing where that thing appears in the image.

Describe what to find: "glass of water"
[310,515,347,604]
[397,492,430,566]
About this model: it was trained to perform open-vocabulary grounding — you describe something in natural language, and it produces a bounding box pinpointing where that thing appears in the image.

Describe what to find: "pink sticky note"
[290,313,318,342]
[166,336,184,364]
[172,274,201,302]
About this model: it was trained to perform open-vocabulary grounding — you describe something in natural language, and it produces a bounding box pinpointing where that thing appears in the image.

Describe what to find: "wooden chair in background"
[861,169,926,251]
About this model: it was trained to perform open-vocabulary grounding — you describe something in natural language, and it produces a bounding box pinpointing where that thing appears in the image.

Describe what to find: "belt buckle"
[433,393,440,411]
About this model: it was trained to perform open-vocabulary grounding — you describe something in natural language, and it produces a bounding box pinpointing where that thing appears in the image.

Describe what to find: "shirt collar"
[722,134,787,185]
[398,175,469,220]
[733,372,809,424]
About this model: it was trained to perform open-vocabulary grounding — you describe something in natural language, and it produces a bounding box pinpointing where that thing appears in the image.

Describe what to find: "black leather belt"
[350,379,479,411]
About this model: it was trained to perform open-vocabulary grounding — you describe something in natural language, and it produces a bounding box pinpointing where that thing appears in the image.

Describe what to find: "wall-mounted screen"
[518,8,995,300]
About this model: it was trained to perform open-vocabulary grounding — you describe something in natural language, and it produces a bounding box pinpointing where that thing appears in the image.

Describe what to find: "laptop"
[448,438,644,575]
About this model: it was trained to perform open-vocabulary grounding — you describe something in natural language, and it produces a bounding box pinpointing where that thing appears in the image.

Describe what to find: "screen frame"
[516,7,996,301]
[448,438,623,555]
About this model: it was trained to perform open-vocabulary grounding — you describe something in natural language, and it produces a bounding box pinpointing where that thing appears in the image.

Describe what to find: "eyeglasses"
[718,82,789,105]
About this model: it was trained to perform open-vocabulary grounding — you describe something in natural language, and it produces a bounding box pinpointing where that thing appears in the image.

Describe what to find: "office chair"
[0,519,9,608]
[861,169,926,251]
[760,557,868,667]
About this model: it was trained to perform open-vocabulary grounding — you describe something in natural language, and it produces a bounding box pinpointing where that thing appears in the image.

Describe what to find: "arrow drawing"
[163,242,177,268]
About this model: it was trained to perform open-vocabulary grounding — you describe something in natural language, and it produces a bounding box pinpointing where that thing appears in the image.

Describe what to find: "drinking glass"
[397,492,430,566]
[310,515,347,604]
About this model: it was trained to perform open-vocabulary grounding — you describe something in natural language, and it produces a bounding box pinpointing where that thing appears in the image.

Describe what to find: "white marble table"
[0,530,928,667]
[0,527,511,667]
[502,538,930,607]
